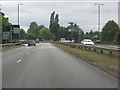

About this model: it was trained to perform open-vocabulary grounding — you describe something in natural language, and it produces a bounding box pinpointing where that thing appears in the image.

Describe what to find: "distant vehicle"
[60,38,67,42]
[81,39,94,45]
[35,39,39,43]
[28,40,36,46]
[95,40,101,44]
[19,40,28,44]
[60,38,74,43]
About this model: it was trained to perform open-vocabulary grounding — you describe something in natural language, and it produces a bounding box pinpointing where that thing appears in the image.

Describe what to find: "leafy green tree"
[27,22,46,39]
[49,11,60,40]
[89,30,94,38]
[0,12,12,43]
[36,25,45,37]
[101,20,119,43]
[59,26,67,38]
[50,22,60,40]
[39,28,52,40]
[20,29,27,39]
[115,30,120,44]
[79,30,84,41]
[93,31,100,40]
[0,12,12,32]
[84,32,90,39]
[27,22,38,36]
[49,11,55,29]
[73,24,80,42]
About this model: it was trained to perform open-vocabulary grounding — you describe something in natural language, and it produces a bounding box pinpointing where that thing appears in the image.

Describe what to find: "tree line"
[48,11,120,44]
[1,11,120,44]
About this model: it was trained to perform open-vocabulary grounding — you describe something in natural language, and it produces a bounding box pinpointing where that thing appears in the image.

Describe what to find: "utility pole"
[95,3,104,40]
[0,4,2,44]
[18,4,23,41]
[18,4,23,25]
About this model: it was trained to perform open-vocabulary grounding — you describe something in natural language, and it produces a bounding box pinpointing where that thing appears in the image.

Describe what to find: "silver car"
[28,40,36,46]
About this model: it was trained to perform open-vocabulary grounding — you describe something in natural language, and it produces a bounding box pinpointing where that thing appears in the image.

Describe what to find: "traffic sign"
[12,25,20,40]
[13,27,20,33]
[3,32,10,40]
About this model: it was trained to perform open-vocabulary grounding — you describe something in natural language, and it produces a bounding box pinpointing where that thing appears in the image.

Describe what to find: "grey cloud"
[1,1,118,32]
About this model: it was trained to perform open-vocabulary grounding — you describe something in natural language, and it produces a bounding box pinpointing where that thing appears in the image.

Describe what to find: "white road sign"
[3,32,10,40]
[13,28,20,33]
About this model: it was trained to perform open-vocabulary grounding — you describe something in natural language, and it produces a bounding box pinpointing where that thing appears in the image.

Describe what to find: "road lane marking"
[17,59,21,63]
[27,52,30,55]
[36,46,55,49]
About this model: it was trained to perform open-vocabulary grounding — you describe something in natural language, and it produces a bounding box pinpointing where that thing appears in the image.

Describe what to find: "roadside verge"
[53,43,119,78]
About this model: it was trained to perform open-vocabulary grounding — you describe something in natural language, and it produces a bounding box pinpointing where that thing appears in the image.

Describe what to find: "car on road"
[28,40,36,46]
[35,39,40,43]
[81,39,94,45]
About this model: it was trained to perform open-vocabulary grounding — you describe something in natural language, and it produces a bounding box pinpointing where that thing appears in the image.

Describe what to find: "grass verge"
[2,45,24,52]
[53,43,119,78]
[0,47,1,52]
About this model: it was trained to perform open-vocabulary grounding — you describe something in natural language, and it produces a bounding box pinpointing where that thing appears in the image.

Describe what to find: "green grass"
[0,47,2,52]
[2,45,23,52]
[53,43,118,77]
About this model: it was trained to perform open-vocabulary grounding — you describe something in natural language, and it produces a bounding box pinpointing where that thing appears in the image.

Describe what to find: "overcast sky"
[1,0,119,32]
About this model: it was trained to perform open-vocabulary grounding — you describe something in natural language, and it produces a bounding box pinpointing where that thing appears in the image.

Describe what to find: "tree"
[79,30,84,41]
[1,12,12,43]
[101,20,119,43]
[27,22,46,39]
[36,25,45,37]
[51,22,60,40]
[27,22,38,36]
[49,11,60,40]
[115,30,120,44]
[89,30,94,38]
[59,26,67,39]
[20,29,27,39]
[93,31,100,40]
[1,12,12,32]
[39,28,52,40]
[55,14,59,23]
[73,24,81,42]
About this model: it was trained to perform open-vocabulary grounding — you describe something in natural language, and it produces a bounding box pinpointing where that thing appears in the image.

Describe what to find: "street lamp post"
[0,4,2,44]
[18,4,23,41]
[0,4,2,12]
[18,4,23,25]
[95,3,104,40]
[10,27,13,43]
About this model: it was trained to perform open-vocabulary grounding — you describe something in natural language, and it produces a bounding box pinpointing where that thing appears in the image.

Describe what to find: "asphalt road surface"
[2,43,118,88]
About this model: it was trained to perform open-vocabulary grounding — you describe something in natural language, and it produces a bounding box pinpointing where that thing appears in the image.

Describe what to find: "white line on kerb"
[17,59,21,63]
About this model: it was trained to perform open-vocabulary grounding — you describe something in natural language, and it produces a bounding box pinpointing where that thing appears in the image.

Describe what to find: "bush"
[115,31,120,45]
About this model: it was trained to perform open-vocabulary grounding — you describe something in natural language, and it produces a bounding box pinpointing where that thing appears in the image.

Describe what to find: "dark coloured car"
[28,40,36,46]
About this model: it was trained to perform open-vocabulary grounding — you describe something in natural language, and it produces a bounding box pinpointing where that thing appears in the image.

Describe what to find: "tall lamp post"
[18,4,23,25]
[0,4,2,12]
[0,4,2,44]
[18,4,23,41]
[95,3,104,40]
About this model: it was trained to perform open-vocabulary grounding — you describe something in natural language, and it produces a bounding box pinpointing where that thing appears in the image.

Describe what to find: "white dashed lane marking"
[17,59,21,63]
[27,53,30,55]
[36,46,55,50]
